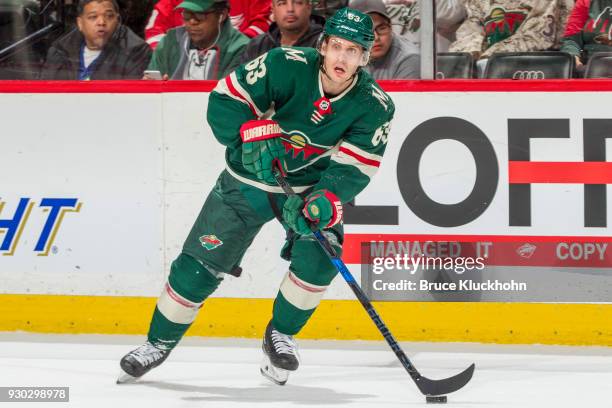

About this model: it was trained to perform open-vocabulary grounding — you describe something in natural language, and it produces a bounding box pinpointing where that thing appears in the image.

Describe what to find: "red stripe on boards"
[342,234,612,265]
[2,79,612,93]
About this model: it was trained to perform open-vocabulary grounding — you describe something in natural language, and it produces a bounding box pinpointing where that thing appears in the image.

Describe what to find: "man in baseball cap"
[349,0,420,79]
[145,0,249,79]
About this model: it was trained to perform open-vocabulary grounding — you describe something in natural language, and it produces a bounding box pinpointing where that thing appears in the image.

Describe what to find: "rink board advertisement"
[1,80,612,345]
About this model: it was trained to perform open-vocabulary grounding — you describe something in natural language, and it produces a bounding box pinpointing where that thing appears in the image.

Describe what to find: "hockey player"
[118,7,394,386]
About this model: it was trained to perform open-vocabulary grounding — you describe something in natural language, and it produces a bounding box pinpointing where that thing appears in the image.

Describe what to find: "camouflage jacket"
[384,0,467,36]
[449,0,572,58]
[384,0,467,51]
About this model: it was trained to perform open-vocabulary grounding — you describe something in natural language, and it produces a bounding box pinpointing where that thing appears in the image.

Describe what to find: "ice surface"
[1,333,611,408]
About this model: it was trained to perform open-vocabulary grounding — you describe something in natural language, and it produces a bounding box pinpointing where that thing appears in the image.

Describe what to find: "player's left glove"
[240,119,287,185]
[283,190,343,235]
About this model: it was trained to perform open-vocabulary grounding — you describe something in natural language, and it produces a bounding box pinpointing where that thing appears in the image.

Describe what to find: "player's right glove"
[240,119,287,185]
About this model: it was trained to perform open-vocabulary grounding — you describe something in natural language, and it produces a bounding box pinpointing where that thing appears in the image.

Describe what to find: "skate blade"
[116,368,140,384]
[260,354,289,386]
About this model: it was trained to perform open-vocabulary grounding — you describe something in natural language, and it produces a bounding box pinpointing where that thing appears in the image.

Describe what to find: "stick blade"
[416,363,475,396]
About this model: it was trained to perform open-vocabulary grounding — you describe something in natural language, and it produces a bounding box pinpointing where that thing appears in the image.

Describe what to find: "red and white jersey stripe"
[332,141,382,179]
[213,71,264,117]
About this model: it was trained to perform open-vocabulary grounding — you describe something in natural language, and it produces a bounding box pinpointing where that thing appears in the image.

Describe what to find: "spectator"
[118,0,155,38]
[449,0,572,74]
[145,0,271,49]
[561,0,612,72]
[312,0,349,19]
[350,0,420,78]
[145,0,248,80]
[241,0,325,63]
[383,0,467,52]
[40,0,151,80]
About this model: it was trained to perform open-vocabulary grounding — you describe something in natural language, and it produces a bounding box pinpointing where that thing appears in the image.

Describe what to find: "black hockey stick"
[273,168,475,397]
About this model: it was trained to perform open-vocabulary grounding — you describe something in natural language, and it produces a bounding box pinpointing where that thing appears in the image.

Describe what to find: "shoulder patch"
[371,84,391,111]
[281,47,308,64]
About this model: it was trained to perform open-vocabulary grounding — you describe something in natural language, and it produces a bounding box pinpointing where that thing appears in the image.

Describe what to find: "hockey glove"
[240,119,287,185]
[283,190,343,235]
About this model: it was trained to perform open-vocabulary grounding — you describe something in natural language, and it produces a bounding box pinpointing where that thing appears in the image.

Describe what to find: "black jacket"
[40,25,151,80]
[240,15,325,64]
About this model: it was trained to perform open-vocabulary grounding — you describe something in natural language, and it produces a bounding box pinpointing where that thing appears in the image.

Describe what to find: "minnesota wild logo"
[484,7,528,46]
[281,130,329,160]
[199,234,223,250]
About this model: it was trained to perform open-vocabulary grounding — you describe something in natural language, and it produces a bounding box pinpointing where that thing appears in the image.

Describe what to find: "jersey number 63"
[371,122,391,146]
[245,54,267,85]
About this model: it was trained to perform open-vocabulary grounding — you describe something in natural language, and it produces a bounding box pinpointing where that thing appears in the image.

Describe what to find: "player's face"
[182,8,226,49]
[321,36,365,82]
[76,0,119,50]
[272,0,312,32]
[370,13,392,60]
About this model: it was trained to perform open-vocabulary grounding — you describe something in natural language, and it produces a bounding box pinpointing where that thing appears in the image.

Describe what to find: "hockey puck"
[426,395,447,404]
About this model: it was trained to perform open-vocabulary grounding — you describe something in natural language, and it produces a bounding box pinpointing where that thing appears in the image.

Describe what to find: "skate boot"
[260,321,300,385]
[117,342,170,384]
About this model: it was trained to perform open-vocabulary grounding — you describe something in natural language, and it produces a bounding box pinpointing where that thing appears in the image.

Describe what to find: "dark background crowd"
[0,0,611,80]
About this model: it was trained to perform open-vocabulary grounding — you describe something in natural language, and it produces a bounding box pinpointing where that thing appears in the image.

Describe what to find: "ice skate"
[117,342,170,384]
[260,321,300,385]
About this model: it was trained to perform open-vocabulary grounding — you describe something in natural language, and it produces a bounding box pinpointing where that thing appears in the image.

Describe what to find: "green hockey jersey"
[207,47,395,204]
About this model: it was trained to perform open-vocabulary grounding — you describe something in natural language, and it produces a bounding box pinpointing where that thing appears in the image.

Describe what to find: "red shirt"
[563,0,592,37]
